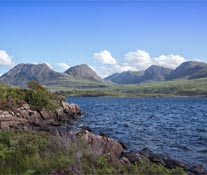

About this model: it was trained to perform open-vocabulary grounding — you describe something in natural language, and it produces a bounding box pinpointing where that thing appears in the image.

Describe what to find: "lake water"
[66,97,207,169]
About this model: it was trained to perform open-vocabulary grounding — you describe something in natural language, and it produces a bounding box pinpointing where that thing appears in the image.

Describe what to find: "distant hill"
[0,63,65,86]
[167,61,207,80]
[105,65,172,84]
[65,64,102,82]
[143,65,173,82]
[104,71,144,84]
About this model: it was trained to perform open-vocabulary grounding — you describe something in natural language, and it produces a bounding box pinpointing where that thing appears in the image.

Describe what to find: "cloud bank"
[0,50,14,66]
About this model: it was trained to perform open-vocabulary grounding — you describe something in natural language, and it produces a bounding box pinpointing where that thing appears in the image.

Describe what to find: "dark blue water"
[66,97,207,169]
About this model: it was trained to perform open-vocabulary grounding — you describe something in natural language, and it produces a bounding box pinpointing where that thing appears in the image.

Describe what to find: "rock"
[79,126,92,132]
[187,165,206,175]
[119,141,128,150]
[62,101,81,118]
[0,101,81,132]
[121,152,150,164]
[164,158,185,169]
[39,109,55,120]
[78,130,124,159]
[120,156,131,165]
[139,148,188,171]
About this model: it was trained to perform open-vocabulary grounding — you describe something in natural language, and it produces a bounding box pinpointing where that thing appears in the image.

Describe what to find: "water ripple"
[67,97,207,169]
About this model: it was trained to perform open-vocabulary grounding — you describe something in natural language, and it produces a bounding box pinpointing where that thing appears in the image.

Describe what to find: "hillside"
[143,65,172,82]
[0,63,65,87]
[167,61,207,80]
[104,71,144,84]
[65,64,102,82]
[105,65,172,84]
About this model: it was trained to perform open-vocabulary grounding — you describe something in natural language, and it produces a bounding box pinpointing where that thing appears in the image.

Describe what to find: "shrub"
[0,81,63,111]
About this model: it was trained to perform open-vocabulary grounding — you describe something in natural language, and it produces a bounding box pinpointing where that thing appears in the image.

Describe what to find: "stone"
[0,100,81,132]
[122,152,150,164]
[79,130,124,159]
[120,157,131,165]
[164,158,185,169]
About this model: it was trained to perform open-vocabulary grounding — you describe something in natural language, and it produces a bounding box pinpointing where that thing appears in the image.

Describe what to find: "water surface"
[67,97,207,169]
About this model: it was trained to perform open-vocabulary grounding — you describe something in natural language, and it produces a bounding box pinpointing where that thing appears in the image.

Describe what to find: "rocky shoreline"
[0,101,81,132]
[0,101,206,175]
[75,129,206,175]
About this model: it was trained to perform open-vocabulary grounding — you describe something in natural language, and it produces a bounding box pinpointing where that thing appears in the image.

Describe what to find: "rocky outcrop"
[121,148,207,175]
[78,130,124,159]
[0,101,81,132]
[73,130,207,174]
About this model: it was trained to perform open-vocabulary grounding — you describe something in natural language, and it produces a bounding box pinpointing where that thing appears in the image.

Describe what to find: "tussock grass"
[0,81,63,111]
[0,130,187,175]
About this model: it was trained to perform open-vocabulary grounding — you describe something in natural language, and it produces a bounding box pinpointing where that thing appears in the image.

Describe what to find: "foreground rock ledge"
[0,101,81,131]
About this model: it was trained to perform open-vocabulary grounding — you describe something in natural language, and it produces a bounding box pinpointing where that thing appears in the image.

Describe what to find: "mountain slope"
[167,61,207,80]
[143,65,173,82]
[0,63,65,86]
[104,71,144,84]
[105,65,172,84]
[65,64,102,82]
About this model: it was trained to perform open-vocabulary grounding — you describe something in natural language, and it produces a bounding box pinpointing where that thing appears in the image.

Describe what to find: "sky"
[0,0,207,77]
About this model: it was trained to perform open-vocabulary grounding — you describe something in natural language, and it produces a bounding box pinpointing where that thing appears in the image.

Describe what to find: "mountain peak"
[167,61,207,80]
[64,64,102,82]
[143,65,173,81]
[0,63,65,87]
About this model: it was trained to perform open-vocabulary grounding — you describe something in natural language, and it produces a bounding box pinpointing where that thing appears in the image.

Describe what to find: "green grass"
[46,77,207,97]
[0,130,187,175]
[0,81,63,111]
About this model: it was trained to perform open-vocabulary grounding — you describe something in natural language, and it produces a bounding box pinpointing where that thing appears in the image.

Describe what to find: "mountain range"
[105,61,207,84]
[0,61,207,87]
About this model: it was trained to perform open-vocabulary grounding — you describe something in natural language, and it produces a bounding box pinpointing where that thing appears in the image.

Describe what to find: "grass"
[0,130,187,175]
[0,81,63,111]
[46,77,207,97]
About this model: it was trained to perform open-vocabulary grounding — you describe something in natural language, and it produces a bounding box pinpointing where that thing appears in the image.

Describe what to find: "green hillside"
[46,77,207,97]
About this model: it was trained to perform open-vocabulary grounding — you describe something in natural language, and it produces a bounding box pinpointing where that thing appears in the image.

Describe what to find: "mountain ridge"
[0,61,207,87]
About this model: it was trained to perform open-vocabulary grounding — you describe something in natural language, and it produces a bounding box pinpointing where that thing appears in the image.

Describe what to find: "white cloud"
[124,50,186,70]
[0,50,14,66]
[93,50,117,65]
[57,63,70,70]
[124,50,153,70]
[94,49,187,77]
[113,63,138,72]
[154,54,186,69]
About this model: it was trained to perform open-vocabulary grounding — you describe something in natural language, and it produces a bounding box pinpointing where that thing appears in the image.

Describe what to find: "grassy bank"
[0,81,63,111]
[0,130,186,175]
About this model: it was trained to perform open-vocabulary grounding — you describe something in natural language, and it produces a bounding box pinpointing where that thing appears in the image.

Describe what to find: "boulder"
[78,130,124,159]
[121,152,150,164]
[62,101,81,117]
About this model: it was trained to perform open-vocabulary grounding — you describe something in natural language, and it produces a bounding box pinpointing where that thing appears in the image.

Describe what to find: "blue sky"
[0,0,207,77]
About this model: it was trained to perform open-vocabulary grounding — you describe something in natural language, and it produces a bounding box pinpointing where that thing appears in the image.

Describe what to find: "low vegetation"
[0,81,63,111]
[0,130,186,175]
[48,77,207,97]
